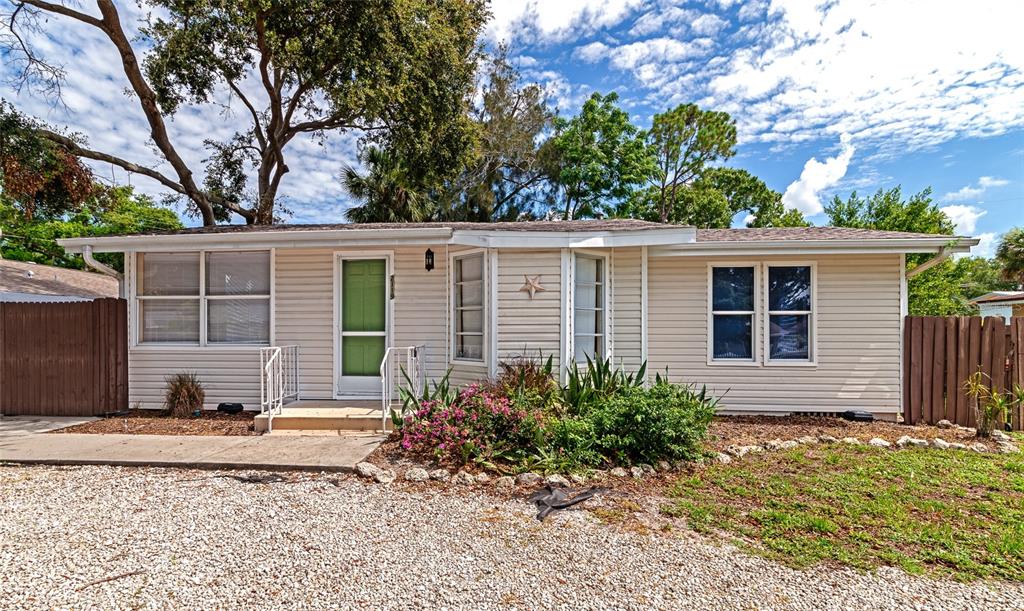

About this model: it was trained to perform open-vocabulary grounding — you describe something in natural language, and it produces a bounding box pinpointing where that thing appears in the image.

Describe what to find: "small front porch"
[254,400,395,434]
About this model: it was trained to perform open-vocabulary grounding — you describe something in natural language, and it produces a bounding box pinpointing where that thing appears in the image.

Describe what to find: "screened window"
[453,253,484,361]
[573,255,605,362]
[711,266,755,360]
[137,251,270,345]
[767,265,812,361]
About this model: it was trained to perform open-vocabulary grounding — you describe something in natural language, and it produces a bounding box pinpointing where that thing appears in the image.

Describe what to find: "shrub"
[555,381,718,465]
[494,354,560,410]
[164,372,205,417]
[562,356,646,411]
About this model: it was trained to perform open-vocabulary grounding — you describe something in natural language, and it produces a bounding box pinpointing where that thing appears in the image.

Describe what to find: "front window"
[137,251,270,345]
[573,255,605,362]
[767,265,812,361]
[453,253,484,361]
[711,266,755,360]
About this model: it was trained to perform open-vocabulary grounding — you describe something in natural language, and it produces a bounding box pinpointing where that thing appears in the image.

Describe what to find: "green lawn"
[664,445,1024,581]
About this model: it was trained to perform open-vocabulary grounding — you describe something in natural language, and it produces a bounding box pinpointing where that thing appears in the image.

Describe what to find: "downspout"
[82,245,124,298]
[905,246,951,279]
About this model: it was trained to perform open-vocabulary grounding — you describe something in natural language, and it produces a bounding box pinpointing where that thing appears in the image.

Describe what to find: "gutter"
[906,246,953,279]
[82,245,123,281]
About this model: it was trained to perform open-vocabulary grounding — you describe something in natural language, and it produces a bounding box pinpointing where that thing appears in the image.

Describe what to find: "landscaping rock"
[997,442,1020,454]
[764,438,785,451]
[725,445,749,458]
[428,468,451,482]
[991,429,1011,441]
[715,452,732,465]
[796,436,818,445]
[609,467,628,478]
[494,476,515,490]
[746,445,765,454]
[868,438,891,448]
[779,440,800,450]
[896,435,928,448]
[936,419,953,429]
[475,472,491,484]
[932,438,950,450]
[452,471,476,486]
[589,470,608,481]
[818,435,838,444]
[545,474,570,488]
[404,468,429,483]
[355,462,382,479]
[570,473,587,485]
[969,442,988,453]
[629,466,645,479]
[657,460,672,473]
[841,437,861,445]
[950,442,967,450]
[374,469,396,485]
[639,464,656,475]
[516,472,542,486]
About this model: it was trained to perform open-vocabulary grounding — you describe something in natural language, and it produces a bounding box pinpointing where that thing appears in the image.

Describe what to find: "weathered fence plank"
[0,298,128,417]
[904,315,1022,430]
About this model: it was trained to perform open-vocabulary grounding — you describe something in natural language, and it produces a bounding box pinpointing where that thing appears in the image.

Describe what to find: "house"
[57,220,977,426]
[0,259,119,302]
[970,291,1024,321]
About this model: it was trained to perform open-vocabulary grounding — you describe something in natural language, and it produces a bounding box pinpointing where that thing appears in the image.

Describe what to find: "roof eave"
[649,236,978,257]
[449,227,696,248]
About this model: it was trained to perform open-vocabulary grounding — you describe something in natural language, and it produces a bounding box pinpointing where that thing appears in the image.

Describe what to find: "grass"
[663,445,1024,582]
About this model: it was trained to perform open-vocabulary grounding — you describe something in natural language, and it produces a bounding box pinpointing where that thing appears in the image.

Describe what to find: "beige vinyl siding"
[129,348,261,409]
[647,253,902,416]
[496,249,562,364]
[611,247,643,371]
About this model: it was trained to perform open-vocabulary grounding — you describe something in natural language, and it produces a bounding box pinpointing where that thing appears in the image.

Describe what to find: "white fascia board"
[649,236,978,257]
[58,227,454,253]
[449,227,696,249]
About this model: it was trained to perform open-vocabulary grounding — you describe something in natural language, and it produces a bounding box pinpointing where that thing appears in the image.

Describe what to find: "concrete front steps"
[254,400,395,434]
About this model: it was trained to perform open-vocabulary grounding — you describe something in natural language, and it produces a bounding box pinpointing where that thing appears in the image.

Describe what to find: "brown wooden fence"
[903,316,1024,429]
[0,298,127,417]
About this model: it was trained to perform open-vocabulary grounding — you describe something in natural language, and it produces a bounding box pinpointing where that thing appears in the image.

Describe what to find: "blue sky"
[2,0,1022,256]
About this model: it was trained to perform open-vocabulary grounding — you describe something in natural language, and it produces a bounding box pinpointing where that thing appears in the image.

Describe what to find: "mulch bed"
[52,410,258,436]
[706,415,983,450]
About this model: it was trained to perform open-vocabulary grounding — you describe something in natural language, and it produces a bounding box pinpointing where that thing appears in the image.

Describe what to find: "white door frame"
[333,251,394,399]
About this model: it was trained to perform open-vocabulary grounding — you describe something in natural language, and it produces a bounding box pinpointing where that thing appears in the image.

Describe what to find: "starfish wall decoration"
[519,274,546,299]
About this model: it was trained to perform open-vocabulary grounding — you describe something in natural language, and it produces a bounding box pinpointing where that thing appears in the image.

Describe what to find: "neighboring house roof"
[0,259,119,301]
[970,291,1024,305]
[57,220,979,255]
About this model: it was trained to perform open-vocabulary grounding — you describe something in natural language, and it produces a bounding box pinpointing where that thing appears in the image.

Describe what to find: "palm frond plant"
[164,372,205,418]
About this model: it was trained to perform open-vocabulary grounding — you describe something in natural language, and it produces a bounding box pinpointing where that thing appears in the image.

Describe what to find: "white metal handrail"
[379,345,426,430]
[260,345,300,433]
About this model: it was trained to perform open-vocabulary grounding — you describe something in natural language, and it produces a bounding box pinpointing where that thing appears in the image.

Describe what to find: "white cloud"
[781,135,855,216]
[971,232,998,258]
[690,14,729,36]
[487,0,643,44]
[942,176,1010,201]
[939,204,987,234]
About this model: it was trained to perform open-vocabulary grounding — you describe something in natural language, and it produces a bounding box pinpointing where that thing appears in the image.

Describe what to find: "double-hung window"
[453,252,484,361]
[573,255,605,362]
[137,251,270,345]
[766,265,813,361]
[710,266,755,361]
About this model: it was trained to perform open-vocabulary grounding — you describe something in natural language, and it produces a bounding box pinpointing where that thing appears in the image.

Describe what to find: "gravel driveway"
[1,464,1020,610]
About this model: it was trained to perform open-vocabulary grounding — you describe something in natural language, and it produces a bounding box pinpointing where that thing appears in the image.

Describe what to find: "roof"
[696,227,959,242]
[0,259,119,300]
[970,291,1024,305]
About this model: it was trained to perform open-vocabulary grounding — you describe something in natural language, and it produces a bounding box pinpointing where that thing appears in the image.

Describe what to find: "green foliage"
[995,227,1024,285]
[542,92,655,219]
[963,372,1021,437]
[563,355,646,410]
[164,372,205,417]
[342,147,433,223]
[666,444,1024,581]
[646,103,736,223]
[0,186,182,271]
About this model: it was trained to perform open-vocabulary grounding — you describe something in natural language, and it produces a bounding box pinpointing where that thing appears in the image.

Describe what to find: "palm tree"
[342,147,433,223]
[995,228,1024,287]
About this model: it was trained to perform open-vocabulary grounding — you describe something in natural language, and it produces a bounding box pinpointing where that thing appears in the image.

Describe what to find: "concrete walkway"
[0,423,384,472]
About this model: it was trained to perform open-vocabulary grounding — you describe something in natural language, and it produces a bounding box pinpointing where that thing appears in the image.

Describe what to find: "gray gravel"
[1,464,1021,610]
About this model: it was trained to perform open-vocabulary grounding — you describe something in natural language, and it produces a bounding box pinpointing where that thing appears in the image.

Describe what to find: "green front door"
[339,258,387,394]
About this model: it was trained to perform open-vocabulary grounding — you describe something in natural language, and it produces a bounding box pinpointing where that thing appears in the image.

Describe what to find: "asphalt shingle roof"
[0,259,118,299]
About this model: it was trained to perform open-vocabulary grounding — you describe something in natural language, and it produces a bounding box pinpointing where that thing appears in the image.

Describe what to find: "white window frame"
[449,249,488,365]
[133,249,274,348]
[571,251,611,364]
[763,261,817,367]
[707,263,759,366]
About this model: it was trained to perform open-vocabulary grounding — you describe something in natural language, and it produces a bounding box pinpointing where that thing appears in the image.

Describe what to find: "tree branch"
[17,0,102,27]
[226,79,266,151]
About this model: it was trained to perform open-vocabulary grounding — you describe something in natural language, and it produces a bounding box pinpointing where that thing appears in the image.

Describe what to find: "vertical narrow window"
[573,255,605,362]
[767,265,812,361]
[711,266,755,360]
[137,252,201,343]
[453,253,484,361]
[206,251,271,344]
